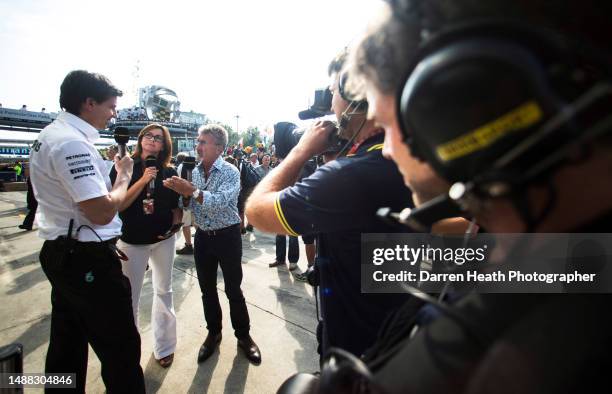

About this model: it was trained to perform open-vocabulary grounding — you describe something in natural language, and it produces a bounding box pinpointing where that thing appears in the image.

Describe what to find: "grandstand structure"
[0,85,207,161]
[0,107,60,162]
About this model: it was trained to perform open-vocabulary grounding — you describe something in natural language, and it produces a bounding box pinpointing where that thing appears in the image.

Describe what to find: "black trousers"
[39,239,145,394]
[194,224,250,338]
[275,235,299,263]
[22,178,37,228]
[22,200,37,228]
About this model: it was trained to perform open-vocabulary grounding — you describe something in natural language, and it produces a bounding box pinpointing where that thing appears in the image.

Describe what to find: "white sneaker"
[289,263,298,271]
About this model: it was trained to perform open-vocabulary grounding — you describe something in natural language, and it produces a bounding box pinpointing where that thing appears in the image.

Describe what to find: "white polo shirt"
[30,111,122,242]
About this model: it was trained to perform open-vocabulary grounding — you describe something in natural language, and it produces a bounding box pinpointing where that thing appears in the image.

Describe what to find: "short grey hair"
[198,124,228,148]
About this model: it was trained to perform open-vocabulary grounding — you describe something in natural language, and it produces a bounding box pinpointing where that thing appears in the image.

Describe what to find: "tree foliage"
[205,119,240,147]
[242,126,261,148]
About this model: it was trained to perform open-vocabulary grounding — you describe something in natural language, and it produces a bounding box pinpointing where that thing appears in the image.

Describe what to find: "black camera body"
[181,156,196,181]
[299,88,334,120]
[274,122,346,160]
[273,123,303,159]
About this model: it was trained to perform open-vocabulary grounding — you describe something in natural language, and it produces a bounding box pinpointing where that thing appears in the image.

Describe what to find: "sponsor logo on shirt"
[73,172,96,180]
[67,159,91,167]
[65,153,91,160]
[70,165,95,175]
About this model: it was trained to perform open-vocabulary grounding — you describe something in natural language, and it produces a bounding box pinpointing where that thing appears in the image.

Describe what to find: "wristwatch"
[192,188,201,199]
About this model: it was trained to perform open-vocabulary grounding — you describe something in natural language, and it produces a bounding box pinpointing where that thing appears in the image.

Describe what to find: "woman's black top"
[110,157,179,245]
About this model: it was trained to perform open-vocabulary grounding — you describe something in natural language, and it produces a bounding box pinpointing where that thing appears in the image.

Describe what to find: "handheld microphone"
[182,156,196,182]
[145,155,157,194]
[113,127,130,158]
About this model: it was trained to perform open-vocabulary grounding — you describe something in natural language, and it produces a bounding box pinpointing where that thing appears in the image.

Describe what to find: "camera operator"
[246,49,414,358]
[268,127,317,272]
[29,70,144,392]
[306,1,612,393]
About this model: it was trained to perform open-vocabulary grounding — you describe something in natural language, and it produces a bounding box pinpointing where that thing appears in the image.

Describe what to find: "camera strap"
[74,224,129,261]
[67,218,74,240]
[60,219,77,268]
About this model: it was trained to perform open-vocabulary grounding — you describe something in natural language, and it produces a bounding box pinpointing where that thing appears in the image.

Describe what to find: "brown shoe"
[269,260,286,268]
[157,353,174,368]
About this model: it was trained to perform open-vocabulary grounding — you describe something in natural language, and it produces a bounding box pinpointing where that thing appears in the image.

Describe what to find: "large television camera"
[274,122,346,160]
[275,87,348,159]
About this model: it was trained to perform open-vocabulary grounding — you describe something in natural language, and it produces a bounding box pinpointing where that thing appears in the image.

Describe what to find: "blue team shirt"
[275,134,415,356]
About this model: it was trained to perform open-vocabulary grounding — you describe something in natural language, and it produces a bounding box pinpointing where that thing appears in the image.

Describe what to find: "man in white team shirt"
[29,70,145,393]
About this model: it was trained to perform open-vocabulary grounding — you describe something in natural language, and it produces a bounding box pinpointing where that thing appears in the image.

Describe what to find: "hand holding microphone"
[142,167,158,182]
[142,156,158,215]
[112,127,134,180]
[145,155,158,193]
[114,153,134,180]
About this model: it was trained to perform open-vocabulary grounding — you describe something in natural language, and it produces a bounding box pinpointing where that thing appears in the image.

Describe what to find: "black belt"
[104,237,119,245]
[197,223,239,236]
[52,236,119,246]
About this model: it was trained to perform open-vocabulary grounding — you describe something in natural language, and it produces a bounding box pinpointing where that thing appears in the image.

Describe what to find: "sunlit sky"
[0,0,383,132]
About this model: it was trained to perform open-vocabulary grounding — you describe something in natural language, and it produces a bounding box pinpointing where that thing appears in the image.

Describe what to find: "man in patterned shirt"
[163,124,261,365]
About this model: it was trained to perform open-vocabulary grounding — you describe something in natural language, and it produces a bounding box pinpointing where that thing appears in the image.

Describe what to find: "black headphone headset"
[397,21,611,182]
[389,20,612,230]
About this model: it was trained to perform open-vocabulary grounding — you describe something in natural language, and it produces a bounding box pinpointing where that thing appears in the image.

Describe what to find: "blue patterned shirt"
[181,155,241,230]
